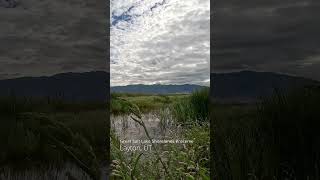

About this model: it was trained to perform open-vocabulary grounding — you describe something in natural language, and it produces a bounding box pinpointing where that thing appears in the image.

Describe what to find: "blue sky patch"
[111,1,167,27]
[111,6,135,26]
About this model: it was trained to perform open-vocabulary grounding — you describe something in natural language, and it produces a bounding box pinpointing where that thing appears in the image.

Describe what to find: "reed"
[212,86,320,179]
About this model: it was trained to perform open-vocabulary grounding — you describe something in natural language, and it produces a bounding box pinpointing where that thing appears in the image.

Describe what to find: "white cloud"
[111,0,210,86]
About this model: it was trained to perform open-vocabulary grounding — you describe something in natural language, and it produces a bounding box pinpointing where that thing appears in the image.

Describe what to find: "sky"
[110,0,210,86]
[0,0,106,80]
[213,0,320,81]
[2,0,318,83]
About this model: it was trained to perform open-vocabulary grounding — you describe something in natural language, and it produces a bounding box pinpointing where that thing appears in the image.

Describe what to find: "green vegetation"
[110,88,210,179]
[111,93,188,114]
[212,86,320,179]
[170,88,209,124]
[0,96,107,180]
[111,126,209,179]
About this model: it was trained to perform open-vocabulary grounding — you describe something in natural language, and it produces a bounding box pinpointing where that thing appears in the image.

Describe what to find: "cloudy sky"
[110,0,210,86]
[0,0,106,80]
[213,0,320,81]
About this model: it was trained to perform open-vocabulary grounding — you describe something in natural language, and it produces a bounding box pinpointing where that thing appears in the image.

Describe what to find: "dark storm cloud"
[213,0,320,81]
[0,0,108,80]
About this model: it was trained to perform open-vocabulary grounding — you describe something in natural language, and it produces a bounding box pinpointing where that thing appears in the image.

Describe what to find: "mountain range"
[0,71,109,102]
[0,71,318,102]
[211,71,319,103]
[111,84,206,94]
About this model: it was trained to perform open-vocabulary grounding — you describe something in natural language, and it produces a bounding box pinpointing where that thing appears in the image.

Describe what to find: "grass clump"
[171,87,209,124]
[111,93,188,114]
[212,86,320,179]
[0,96,107,180]
[110,92,210,179]
[256,86,320,179]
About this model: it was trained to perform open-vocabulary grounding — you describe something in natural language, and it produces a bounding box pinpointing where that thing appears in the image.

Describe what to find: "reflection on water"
[111,109,181,140]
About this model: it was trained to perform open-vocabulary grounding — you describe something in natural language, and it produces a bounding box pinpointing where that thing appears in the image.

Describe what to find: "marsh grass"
[110,90,210,179]
[110,93,188,114]
[0,162,92,180]
[0,96,107,180]
[110,125,210,179]
[212,86,320,179]
[170,88,209,124]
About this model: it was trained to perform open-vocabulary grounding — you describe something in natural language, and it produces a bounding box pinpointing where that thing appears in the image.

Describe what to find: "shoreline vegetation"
[1,84,319,179]
[110,92,189,114]
[110,88,210,179]
[212,85,320,179]
[0,95,108,180]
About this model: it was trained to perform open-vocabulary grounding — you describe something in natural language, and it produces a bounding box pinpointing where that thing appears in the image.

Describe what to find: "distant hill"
[0,70,318,103]
[0,71,109,102]
[211,71,320,103]
[111,84,206,94]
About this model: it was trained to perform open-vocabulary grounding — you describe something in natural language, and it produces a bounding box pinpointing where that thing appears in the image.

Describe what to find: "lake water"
[111,110,182,141]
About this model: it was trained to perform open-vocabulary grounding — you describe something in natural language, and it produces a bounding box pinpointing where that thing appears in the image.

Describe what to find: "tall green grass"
[0,162,92,180]
[110,92,210,179]
[170,87,209,124]
[256,86,320,179]
[110,93,187,114]
[0,96,107,180]
[212,86,320,179]
[0,112,100,179]
[110,120,210,179]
